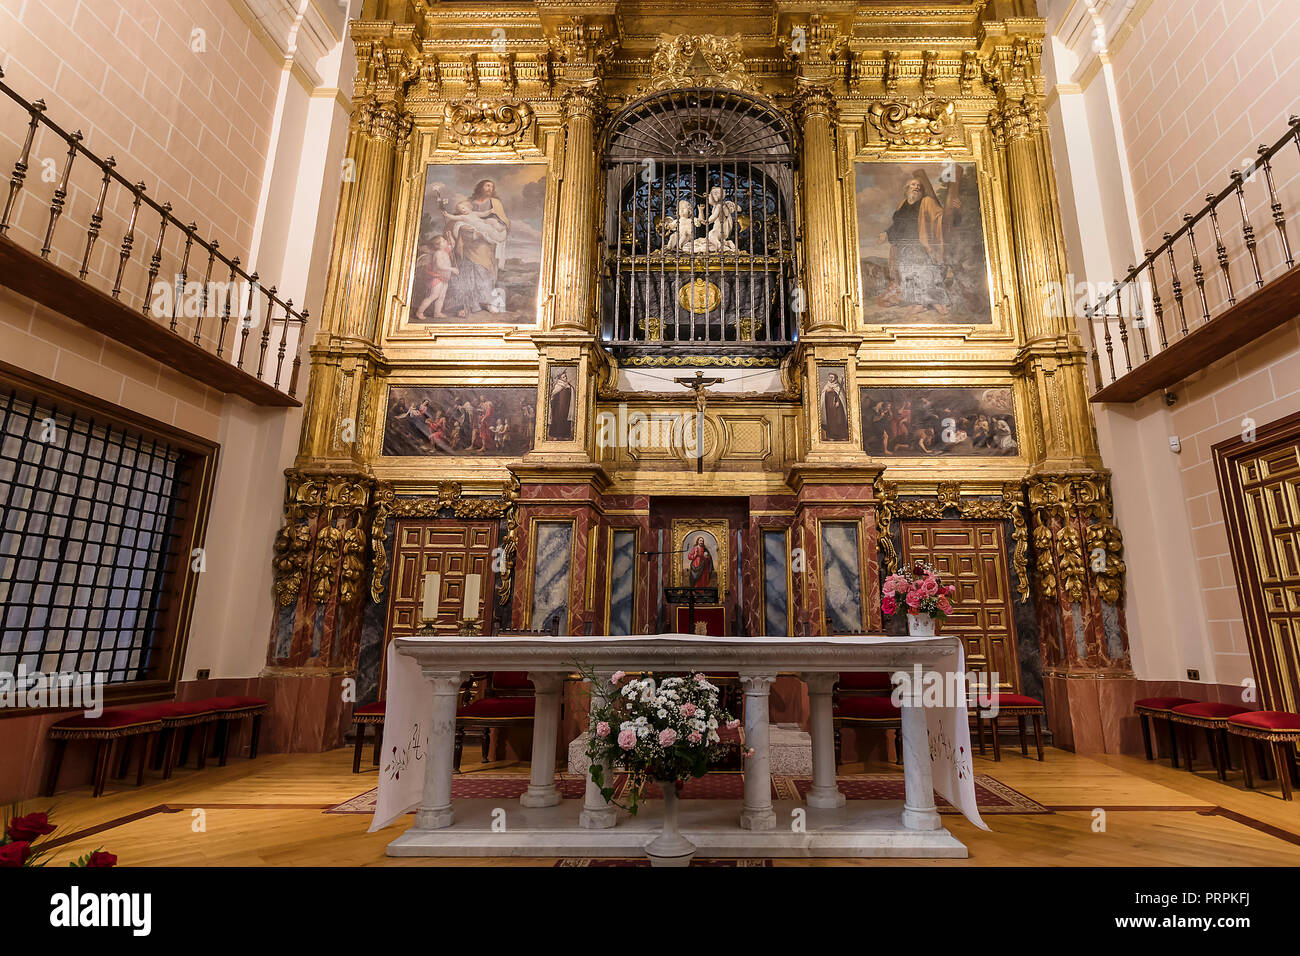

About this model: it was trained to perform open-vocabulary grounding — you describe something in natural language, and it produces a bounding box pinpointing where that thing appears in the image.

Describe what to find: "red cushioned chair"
[1133,696,1198,767]
[455,672,536,771]
[352,701,386,774]
[833,672,902,767]
[1167,702,1249,779]
[196,696,268,765]
[1227,710,1300,800]
[975,692,1046,762]
[46,709,163,798]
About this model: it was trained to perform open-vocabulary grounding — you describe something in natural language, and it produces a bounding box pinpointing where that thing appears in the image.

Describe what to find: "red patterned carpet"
[327,771,1046,815]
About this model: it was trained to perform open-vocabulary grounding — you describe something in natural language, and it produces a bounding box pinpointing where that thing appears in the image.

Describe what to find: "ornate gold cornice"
[875,479,1030,603]
[646,33,763,93]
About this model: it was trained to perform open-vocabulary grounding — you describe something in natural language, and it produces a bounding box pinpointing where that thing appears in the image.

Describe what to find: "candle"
[421,571,440,623]
[463,573,482,622]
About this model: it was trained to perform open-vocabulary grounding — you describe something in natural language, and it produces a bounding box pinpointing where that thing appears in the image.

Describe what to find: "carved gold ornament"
[1026,474,1128,607]
[678,278,721,314]
[442,98,535,148]
[647,34,761,94]
[868,98,956,148]
[875,480,1031,602]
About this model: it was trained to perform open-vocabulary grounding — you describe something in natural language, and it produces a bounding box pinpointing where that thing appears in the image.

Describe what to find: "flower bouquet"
[581,669,747,866]
[0,807,116,867]
[881,561,957,637]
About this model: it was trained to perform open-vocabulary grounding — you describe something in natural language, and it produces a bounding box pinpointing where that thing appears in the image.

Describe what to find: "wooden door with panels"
[383,521,498,685]
[1215,417,1300,713]
[901,520,1019,693]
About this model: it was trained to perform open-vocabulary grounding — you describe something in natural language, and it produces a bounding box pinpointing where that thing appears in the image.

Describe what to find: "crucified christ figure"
[674,369,722,474]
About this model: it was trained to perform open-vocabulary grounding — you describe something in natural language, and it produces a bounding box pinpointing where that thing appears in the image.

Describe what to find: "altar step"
[385,798,968,859]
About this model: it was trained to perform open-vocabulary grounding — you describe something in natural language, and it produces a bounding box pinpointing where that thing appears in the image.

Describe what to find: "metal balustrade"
[0,68,308,404]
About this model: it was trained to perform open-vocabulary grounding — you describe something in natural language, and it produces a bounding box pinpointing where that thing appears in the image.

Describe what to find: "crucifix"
[674,369,723,474]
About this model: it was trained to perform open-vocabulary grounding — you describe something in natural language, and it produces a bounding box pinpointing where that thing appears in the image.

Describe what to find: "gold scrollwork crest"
[442,98,535,148]
[868,98,956,148]
[647,34,761,94]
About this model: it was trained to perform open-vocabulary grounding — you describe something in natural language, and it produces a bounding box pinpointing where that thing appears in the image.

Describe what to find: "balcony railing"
[0,68,307,407]
[1087,116,1300,403]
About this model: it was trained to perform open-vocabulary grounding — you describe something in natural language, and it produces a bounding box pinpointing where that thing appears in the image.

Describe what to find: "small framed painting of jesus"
[671,519,729,602]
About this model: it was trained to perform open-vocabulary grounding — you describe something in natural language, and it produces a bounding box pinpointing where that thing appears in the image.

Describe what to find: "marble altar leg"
[414,670,468,830]
[521,672,565,808]
[738,673,777,831]
[801,673,846,809]
[580,669,617,828]
[900,699,941,831]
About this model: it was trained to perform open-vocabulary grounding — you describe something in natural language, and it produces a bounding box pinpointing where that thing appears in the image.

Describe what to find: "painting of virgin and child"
[406,163,547,325]
[855,161,993,325]
[860,386,1019,457]
[382,386,536,457]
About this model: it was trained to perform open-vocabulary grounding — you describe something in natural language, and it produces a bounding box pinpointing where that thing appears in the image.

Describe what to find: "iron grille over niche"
[602,88,798,353]
[0,388,194,687]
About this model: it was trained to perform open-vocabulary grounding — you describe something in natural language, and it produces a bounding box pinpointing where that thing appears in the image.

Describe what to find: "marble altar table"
[372,634,987,859]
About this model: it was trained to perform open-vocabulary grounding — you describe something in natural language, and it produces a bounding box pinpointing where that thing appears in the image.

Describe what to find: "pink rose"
[882,595,897,616]
[921,576,939,596]
[744,747,756,758]
[693,673,706,682]
[611,671,625,683]
[595,721,610,738]
[687,731,703,744]
[659,728,677,746]
[937,596,953,615]
[905,589,922,610]
[946,584,956,596]
[681,703,696,717]
[617,729,636,750]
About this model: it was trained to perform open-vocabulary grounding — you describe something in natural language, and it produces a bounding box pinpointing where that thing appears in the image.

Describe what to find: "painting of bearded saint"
[855,162,992,325]
[406,163,546,326]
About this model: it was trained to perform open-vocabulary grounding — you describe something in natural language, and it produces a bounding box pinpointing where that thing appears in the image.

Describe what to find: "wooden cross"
[674,369,723,474]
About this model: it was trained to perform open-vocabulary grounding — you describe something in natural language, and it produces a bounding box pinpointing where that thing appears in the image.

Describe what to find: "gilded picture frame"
[670,518,730,602]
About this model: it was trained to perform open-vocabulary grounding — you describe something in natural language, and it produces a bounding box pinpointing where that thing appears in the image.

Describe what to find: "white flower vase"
[644,780,696,867]
[907,613,937,637]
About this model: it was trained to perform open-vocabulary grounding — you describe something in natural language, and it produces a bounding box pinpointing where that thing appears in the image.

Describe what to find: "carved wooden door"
[901,520,1019,693]
[1216,420,1300,713]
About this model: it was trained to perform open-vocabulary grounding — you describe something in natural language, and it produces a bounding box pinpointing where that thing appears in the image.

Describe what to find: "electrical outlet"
[1186,669,1200,681]
[196,668,210,680]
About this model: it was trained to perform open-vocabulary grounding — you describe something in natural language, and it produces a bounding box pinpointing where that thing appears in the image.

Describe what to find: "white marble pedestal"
[386,797,967,858]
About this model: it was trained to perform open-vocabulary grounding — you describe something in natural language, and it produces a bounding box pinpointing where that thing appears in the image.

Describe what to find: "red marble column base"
[1041,670,1144,754]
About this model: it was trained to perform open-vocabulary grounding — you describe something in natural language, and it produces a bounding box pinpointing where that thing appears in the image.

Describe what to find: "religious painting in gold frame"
[400,162,548,328]
[854,160,992,326]
[670,519,729,602]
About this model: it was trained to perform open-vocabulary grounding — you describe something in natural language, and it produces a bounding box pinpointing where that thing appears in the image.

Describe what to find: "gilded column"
[792,81,848,334]
[550,80,604,332]
[992,94,1101,471]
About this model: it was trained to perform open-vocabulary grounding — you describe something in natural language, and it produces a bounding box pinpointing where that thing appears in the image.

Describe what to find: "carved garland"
[868,97,956,148]
[1025,474,1127,606]
[875,479,1031,603]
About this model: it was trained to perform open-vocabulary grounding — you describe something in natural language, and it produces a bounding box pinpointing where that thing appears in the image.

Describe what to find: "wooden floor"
[25,744,1300,866]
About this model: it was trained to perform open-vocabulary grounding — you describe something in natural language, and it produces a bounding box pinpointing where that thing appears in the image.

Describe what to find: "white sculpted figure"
[663,199,697,252]
[691,186,738,253]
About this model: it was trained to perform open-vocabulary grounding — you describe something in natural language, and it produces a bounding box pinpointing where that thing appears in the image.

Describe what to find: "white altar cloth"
[369,633,988,840]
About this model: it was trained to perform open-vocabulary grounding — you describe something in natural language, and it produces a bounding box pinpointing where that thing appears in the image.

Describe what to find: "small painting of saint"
[683,532,718,591]
[546,366,575,442]
[819,367,850,441]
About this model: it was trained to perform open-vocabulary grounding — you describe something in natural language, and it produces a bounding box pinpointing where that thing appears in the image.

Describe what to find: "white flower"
[657,708,668,719]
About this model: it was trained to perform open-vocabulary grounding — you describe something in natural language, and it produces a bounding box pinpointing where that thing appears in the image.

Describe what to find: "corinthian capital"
[988,94,1043,149]
[791,81,837,128]
[357,98,406,146]
[561,79,607,124]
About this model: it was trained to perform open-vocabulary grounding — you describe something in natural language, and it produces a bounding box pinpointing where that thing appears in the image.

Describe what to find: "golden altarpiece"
[269,1,1135,754]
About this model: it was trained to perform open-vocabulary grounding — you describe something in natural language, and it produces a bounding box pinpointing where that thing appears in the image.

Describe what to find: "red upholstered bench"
[352,701,386,774]
[46,709,163,798]
[1227,711,1300,800]
[455,673,536,772]
[976,693,1046,762]
[1134,697,1198,766]
[194,696,268,765]
[134,701,222,779]
[1168,702,1251,779]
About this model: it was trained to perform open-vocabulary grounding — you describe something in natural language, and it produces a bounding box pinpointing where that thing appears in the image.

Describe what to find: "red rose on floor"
[7,811,55,843]
[0,841,31,867]
[86,851,117,868]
